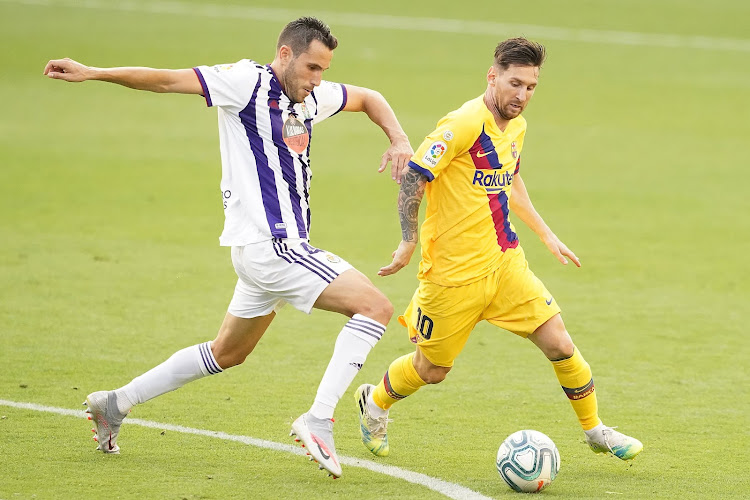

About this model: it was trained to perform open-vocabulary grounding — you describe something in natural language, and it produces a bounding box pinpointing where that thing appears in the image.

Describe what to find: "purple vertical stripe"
[302,119,313,232]
[497,190,518,248]
[239,78,287,238]
[192,68,212,107]
[266,96,305,239]
[478,127,501,168]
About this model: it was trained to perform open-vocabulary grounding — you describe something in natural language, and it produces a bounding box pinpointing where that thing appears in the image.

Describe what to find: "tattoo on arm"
[398,169,427,242]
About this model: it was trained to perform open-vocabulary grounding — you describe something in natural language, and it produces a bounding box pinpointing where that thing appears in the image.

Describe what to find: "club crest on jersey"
[299,102,312,120]
[283,115,309,154]
[422,140,447,168]
[511,141,518,159]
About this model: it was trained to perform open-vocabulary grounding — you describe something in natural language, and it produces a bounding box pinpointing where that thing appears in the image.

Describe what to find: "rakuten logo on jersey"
[472,170,513,189]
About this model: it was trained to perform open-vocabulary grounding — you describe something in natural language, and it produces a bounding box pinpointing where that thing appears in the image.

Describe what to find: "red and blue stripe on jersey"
[469,127,518,252]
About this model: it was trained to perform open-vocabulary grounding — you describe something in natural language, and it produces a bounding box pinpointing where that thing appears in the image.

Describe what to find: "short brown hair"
[277,17,338,55]
[494,38,546,69]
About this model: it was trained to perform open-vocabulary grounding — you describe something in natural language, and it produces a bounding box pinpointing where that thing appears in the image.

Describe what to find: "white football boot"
[84,391,128,454]
[585,424,643,460]
[355,384,391,457]
[290,413,342,478]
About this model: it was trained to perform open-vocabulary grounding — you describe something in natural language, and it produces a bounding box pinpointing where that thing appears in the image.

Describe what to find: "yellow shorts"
[398,246,561,367]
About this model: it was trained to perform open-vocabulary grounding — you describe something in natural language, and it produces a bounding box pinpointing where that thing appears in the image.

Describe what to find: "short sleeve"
[408,112,477,181]
[312,81,347,124]
[192,60,261,111]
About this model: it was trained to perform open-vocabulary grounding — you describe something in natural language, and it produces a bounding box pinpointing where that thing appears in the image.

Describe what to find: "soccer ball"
[496,430,560,493]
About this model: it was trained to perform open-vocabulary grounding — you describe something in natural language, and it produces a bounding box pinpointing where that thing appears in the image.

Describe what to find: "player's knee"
[545,337,575,361]
[419,365,452,384]
[211,342,249,369]
[356,292,393,326]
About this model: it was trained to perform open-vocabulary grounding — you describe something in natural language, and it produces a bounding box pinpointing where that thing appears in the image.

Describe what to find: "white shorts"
[227,238,353,318]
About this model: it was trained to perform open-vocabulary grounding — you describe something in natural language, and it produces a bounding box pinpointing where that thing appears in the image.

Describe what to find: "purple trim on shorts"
[192,68,212,107]
[276,244,333,283]
[272,240,294,263]
[289,249,338,281]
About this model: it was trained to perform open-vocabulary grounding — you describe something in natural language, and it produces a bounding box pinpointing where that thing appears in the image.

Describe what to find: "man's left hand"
[378,138,413,184]
[542,234,581,267]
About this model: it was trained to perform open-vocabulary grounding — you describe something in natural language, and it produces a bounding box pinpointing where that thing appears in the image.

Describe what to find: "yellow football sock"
[551,347,602,431]
[372,352,426,410]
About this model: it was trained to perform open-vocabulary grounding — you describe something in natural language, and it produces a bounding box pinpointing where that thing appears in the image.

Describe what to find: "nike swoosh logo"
[476,150,493,158]
[545,298,553,305]
[316,442,331,460]
[312,435,334,462]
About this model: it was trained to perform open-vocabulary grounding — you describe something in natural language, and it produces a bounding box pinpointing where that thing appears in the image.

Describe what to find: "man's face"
[280,39,333,103]
[487,64,539,121]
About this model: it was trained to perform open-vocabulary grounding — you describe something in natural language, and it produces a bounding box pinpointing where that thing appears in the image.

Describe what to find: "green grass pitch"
[1,0,749,498]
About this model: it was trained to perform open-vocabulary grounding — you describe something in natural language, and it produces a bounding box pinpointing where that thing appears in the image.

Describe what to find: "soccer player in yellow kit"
[355,38,643,461]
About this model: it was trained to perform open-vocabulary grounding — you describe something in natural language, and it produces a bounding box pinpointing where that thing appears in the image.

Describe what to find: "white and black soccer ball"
[496,430,560,493]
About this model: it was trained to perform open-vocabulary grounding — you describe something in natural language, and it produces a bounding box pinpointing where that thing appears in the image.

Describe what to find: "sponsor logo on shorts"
[546,297,553,305]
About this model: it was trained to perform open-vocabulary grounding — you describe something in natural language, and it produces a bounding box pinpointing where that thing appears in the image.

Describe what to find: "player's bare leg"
[291,269,393,478]
[86,312,274,454]
[529,314,643,460]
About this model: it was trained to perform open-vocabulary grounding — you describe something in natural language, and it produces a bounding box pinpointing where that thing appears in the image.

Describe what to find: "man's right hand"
[378,240,417,276]
[44,58,92,82]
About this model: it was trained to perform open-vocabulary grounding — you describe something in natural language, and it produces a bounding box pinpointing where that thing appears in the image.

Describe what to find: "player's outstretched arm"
[510,173,581,267]
[43,58,204,95]
[379,168,427,276]
[342,85,413,184]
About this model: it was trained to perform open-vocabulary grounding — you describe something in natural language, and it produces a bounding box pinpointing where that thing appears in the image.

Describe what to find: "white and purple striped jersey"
[192,59,348,246]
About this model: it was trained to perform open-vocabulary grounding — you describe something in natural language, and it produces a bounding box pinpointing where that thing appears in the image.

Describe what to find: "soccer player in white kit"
[43,17,413,478]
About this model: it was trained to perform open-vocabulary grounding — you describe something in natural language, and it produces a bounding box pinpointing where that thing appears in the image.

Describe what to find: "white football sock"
[309,314,386,420]
[367,393,389,418]
[114,342,222,414]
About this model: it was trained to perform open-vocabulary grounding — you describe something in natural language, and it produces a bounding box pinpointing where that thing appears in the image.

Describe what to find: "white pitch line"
[3,0,750,53]
[0,399,493,500]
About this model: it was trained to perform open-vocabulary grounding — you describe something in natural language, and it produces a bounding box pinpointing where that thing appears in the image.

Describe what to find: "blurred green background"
[1,0,748,498]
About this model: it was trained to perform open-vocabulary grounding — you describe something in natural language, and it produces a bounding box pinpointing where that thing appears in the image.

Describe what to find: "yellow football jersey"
[409,95,526,287]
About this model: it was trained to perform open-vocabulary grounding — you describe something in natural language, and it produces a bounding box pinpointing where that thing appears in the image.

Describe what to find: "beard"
[281,66,305,103]
[496,100,523,120]
[487,91,523,121]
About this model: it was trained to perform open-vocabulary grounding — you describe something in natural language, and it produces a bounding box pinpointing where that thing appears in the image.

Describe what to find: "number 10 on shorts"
[415,307,434,340]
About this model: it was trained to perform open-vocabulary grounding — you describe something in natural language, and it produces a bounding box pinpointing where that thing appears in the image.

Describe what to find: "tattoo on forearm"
[398,169,427,242]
